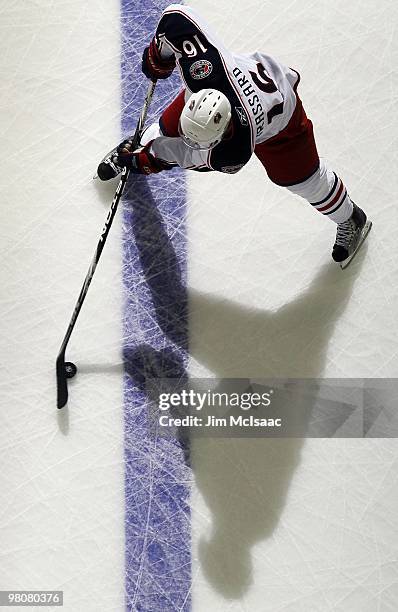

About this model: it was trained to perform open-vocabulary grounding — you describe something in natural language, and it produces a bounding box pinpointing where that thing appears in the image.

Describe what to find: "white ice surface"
[187,0,398,610]
[1,1,398,611]
[0,2,124,611]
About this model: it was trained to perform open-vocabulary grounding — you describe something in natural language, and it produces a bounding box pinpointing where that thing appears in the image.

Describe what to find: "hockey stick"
[56,80,157,409]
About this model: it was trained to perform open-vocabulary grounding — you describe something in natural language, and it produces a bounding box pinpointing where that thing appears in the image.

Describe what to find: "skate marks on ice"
[120,1,191,602]
[188,257,365,598]
[122,171,191,611]
[122,174,191,464]
[123,175,366,599]
[122,173,188,386]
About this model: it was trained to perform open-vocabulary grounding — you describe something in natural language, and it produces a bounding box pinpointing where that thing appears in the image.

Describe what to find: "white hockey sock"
[286,158,353,224]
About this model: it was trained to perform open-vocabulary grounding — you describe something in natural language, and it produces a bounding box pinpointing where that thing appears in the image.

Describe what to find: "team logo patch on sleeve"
[189,60,213,80]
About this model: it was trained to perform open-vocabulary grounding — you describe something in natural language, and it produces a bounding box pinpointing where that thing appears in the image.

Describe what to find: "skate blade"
[340,220,372,270]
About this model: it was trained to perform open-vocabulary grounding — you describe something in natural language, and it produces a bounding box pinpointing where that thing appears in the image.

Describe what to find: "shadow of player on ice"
[187,255,365,597]
[123,175,366,599]
[122,170,189,407]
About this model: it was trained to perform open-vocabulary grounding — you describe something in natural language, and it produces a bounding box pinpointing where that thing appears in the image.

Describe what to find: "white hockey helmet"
[178,89,232,150]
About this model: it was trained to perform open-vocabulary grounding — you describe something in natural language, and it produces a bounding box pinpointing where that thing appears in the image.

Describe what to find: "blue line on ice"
[121,1,191,610]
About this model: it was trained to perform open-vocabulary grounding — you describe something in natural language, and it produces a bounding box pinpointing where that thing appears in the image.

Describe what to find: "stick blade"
[56,353,68,409]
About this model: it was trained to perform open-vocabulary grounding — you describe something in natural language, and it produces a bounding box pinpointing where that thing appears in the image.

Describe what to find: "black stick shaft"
[56,80,156,407]
[57,168,129,359]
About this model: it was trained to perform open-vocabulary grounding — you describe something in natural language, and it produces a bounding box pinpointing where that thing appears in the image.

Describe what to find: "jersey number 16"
[182,35,208,57]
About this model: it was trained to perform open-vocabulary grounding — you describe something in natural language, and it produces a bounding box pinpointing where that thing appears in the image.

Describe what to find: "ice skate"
[332,203,372,269]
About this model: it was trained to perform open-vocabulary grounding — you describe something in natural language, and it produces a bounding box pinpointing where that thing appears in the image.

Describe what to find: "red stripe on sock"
[317,181,344,212]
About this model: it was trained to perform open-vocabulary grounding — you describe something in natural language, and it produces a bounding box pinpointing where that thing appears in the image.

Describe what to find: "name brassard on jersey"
[232,66,265,138]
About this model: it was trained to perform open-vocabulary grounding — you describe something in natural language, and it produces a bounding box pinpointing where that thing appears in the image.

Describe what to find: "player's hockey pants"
[255,95,354,223]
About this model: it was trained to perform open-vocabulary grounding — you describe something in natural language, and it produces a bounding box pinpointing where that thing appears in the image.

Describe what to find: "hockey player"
[98,4,371,267]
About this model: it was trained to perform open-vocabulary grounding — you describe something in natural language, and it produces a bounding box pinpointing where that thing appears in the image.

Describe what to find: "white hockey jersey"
[143,4,300,174]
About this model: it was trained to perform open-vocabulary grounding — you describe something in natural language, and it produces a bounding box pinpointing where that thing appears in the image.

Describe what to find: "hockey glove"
[142,39,176,81]
[116,140,166,175]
